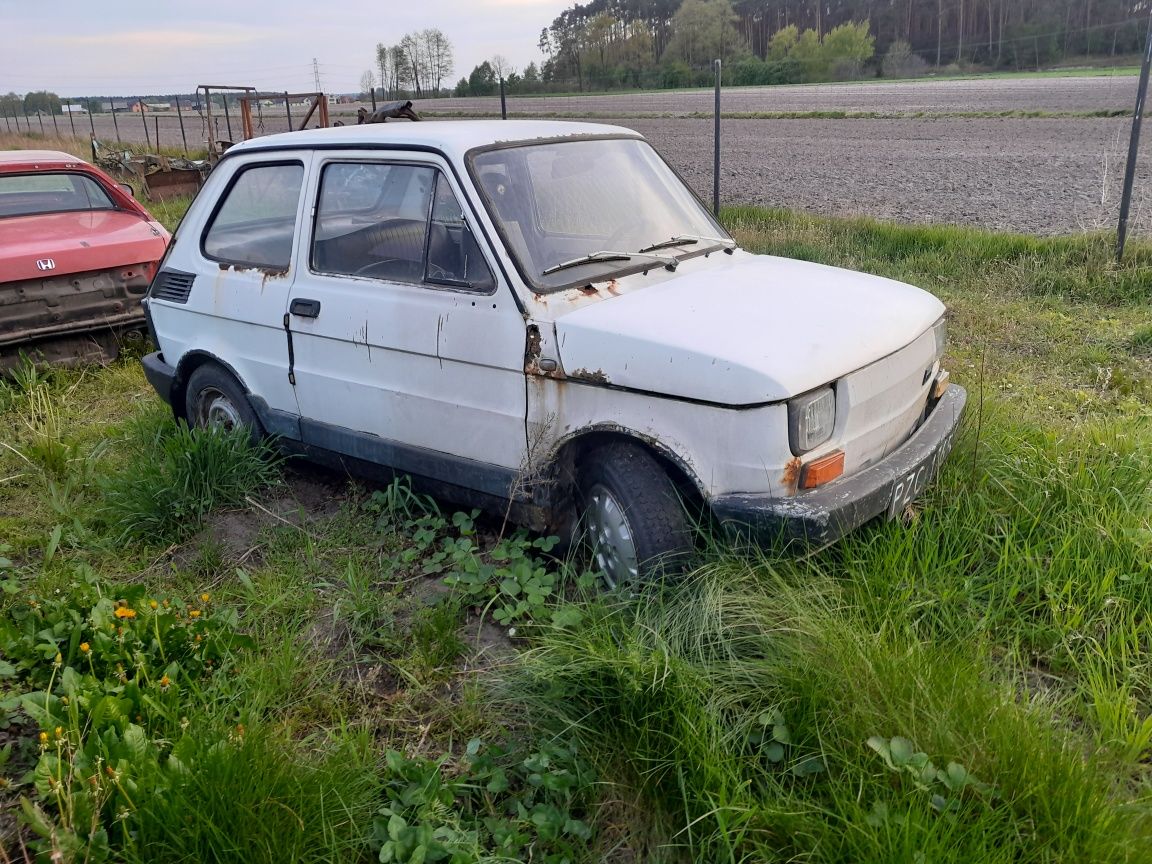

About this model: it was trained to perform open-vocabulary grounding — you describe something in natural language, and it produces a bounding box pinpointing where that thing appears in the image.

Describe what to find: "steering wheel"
[354,258,402,278]
[603,223,634,249]
[603,216,660,251]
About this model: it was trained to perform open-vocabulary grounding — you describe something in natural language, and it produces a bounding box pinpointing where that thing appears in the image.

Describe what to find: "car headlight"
[788,387,836,454]
[933,316,947,359]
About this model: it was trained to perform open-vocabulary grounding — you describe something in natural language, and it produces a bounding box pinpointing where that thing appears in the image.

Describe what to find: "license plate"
[887,429,956,519]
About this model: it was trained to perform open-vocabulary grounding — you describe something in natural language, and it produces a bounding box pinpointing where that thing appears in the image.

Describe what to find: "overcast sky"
[0,0,568,97]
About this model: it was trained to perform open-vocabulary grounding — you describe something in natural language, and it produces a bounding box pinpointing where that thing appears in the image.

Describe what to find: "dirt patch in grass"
[168,463,350,573]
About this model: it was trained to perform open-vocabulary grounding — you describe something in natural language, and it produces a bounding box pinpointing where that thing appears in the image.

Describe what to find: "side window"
[202,163,304,270]
[426,175,495,292]
[312,162,435,283]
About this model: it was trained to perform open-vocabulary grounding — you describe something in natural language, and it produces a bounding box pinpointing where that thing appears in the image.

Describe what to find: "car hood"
[553,253,945,404]
[0,210,168,283]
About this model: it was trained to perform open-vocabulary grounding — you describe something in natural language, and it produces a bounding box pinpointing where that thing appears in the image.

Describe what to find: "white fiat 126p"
[141,120,965,587]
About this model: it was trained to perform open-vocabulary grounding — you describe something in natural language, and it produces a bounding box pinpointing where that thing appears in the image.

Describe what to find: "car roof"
[0,150,91,169]
[226,119,644,162]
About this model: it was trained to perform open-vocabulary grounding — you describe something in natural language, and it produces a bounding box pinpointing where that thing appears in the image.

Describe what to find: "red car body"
[0,150,170,370]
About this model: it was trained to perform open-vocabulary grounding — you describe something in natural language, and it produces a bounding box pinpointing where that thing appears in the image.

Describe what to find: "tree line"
[1,91,64,116]
[528,0,1149,91]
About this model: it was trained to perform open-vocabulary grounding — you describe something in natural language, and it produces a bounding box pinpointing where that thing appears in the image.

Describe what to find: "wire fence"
[2,72,1149,240]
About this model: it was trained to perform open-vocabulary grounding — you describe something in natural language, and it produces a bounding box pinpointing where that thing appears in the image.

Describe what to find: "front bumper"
[712,384,967,546]
[142,351,176,406]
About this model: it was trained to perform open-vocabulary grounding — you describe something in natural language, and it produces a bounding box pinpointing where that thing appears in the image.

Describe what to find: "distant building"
[131,101,172,112]
[103,100,130,113]
[61,104,87,114]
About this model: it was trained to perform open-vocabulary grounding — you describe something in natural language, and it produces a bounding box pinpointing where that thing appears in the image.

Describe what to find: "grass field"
[1,204,1151,862]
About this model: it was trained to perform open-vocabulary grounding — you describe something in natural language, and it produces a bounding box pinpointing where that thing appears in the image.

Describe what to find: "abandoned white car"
[141,120,965,586]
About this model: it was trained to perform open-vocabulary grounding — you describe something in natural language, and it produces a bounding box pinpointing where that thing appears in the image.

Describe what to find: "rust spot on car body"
[782,456,802,493]
[569,367,610,385]
[524,323,565,378]
[259,268,289,290]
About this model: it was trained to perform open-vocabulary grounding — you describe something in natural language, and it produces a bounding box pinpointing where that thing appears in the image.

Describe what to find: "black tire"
[578,442,693,589]
[183,364,264,445]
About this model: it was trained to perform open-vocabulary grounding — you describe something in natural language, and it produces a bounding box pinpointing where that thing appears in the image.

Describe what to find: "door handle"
[290,298,321,318]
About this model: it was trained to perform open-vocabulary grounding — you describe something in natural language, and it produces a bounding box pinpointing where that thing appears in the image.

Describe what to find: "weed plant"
[99,410,281,543]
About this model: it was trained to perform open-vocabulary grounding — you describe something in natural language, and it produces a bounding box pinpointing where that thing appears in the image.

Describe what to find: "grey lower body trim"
[296,416,521,502]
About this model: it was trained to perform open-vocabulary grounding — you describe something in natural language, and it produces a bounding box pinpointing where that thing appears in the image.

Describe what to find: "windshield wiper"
[637,234,737,254]
[541,250,678,277]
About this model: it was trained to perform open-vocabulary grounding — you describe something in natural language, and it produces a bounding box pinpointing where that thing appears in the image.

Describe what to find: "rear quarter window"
[0,172,115,218]
[201,162,304,270]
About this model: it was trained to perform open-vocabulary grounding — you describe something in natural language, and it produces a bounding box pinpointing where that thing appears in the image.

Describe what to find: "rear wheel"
[578,442,693,589]
[183,364,264,444]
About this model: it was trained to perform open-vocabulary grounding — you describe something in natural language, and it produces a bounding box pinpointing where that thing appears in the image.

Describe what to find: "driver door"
[285,152,529,495]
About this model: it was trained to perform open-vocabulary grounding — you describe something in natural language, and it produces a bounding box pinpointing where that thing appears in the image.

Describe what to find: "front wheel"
[578,442,694,589]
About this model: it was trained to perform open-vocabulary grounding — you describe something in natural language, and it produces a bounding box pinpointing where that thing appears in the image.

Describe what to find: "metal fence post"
[1118,9,1152,263]
[66,101,76,136]
[141,101,151,150]
[87,99,96,140]
[111,104,121,143]
[500,77,507,120]
[176,96,188,153]
[222,95,233,140]
[713,59,722,217]
[37,110,45,134]
[3,111,10,133]
[50,108,59,136]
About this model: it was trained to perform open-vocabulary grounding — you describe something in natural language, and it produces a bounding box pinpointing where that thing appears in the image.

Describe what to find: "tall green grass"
[125,723,380,864]
[508,556,1151,861]
[99,408,281,543]
[726,206,1152,306]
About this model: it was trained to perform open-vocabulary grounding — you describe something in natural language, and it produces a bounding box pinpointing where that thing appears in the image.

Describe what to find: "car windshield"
[0,172,115,219]
[470,137,731,293]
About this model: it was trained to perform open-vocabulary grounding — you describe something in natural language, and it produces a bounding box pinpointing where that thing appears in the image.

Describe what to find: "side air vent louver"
[150,269,196,304]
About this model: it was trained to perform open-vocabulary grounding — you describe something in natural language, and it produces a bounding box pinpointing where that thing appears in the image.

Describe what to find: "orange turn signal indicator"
[800,450,845,489]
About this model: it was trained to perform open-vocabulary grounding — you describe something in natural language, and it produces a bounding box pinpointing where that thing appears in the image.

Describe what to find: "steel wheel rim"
[586,483,639,589]
[197,387,241,432]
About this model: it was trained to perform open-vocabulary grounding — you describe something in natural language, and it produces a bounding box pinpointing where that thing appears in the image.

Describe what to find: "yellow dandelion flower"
[80,642,90,653]
[53,652,62,666]
[149,599,158,609]
[189,609,201,618]
[159,675,171,689]
[60,696,69,706]
[38,731,48,744]
[200,593,210,603]
[114,607,136,619]
[54,726,63,739]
